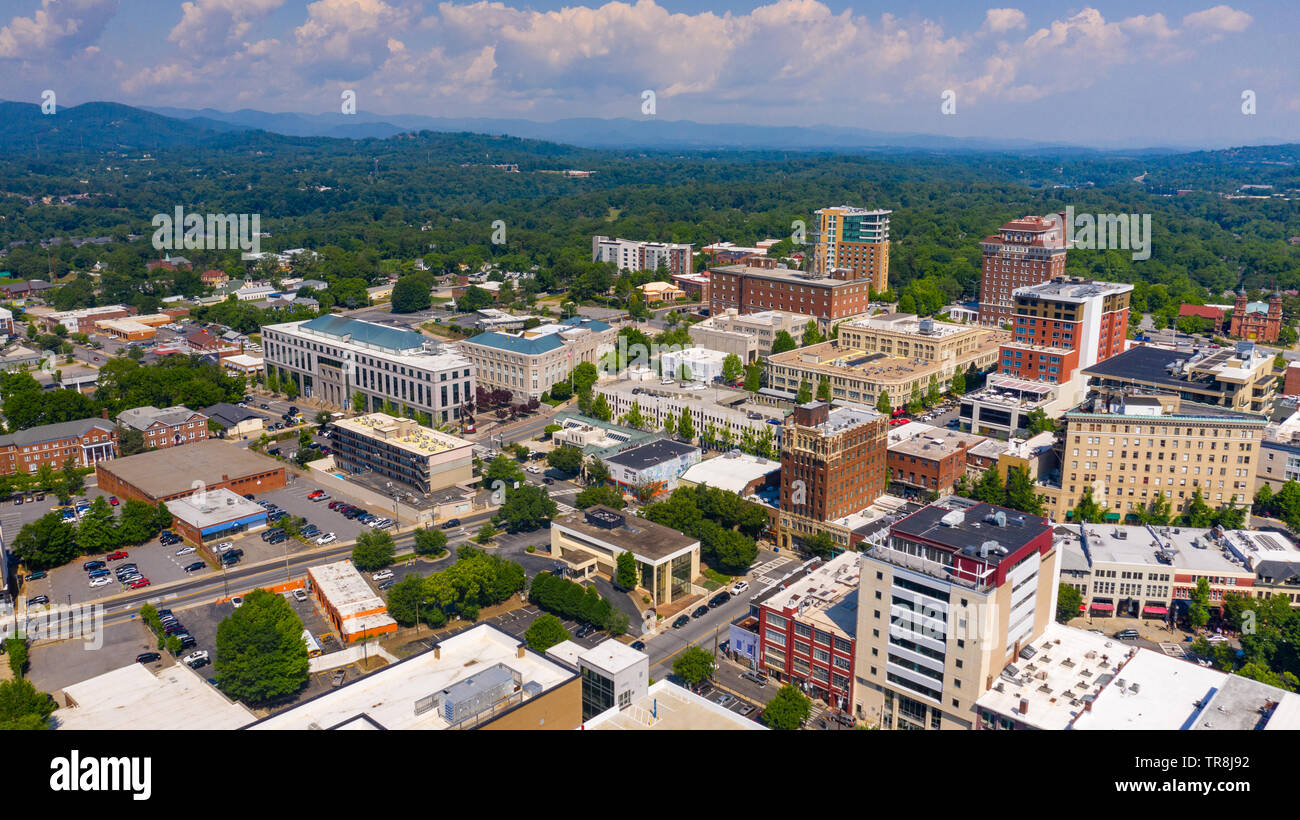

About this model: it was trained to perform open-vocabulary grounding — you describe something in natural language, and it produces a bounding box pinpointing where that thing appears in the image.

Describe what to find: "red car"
[107,551,129,561]
[108,496,119,506]
[308,490,324,499]
[128,578,150,589]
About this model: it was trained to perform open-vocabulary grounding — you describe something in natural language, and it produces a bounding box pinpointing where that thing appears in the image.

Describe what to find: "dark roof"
[0,417,114,448]
[553,506,698,562]
[892,501,1050,561]
[605,438,698,470]
[202,402,260,428]
[1081,345,1191,387]
[1255,560,1300,584]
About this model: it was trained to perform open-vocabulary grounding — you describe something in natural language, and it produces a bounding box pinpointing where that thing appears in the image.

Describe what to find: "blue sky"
[1,0,1296,148]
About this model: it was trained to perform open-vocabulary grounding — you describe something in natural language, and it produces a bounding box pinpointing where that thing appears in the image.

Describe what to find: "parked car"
[442,518,461,529]
[708,591,731,608]
[128,578,151,589]
[87,569,111,579]
[741,671,768,687]
[88,577,111,588]
[315,532,337,545]
[27,595,49,607]
[163,623,186,635]
[175,545,196,556]
[630,641,646,651]
[673,615,690,628]
[82,560,107,571]
[730,581,749,596]
[372,570,395,582]
[176,635,197,649]
[182,650,209,666]
[108,496,119,506]
[378,579,397,591]
[1114,629,1140,640]
[575,623,594,639]
[136,652,161,664]
[293,589,309,603]
[692,605,709,619]
[107,551,129,561]
[261,528,285,542]
[714,693,735,708]
[24,570,47,582]
[216,542,234,552]
[332,669,347,687]
[183,561,206,573]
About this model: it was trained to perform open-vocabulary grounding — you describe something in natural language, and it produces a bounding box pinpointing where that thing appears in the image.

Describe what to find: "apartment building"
[767,332,1005,409]
[687,309,815,361]
[1258,409,1300,492]
[978,215,1067,327]
[708,264,873,323]
[460,317,615,402]
[887,429,987,499]
[754,551,861,710]
[1082,343,1278,415]
[778,401,888,551]
[999,277,1132,384]
[330,413,474,495]
[812,206,892,293]
[115,405,209,450]
[591,236,693,276]
[1040,392,1267,522]
[959,376,1064,440]
[262,315,474,424]
[854,497,1057,730]
[596,378,786,450]
[1220,528,1300,607]
[0,418,117,475]
[838,314,1001,369]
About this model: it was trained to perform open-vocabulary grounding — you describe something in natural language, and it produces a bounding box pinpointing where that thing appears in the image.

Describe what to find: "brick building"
[998,277,1131,384]
[887,429,987,499]
[116,405,210,450]
[0,418,117,475]
[1229,290,1283,343]
[778,401,888,551]
[96,439,286,504]
[978,216,1067,327]
[708,264,873,323]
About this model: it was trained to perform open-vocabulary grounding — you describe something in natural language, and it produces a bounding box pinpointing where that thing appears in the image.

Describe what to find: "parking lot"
[27,616,164,694]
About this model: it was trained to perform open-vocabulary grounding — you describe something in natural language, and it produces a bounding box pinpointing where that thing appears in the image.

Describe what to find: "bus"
[301,629,323,659]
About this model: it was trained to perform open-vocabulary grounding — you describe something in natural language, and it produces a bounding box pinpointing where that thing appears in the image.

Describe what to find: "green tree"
[803,530,836,558]
[1003,466,1044,516]
[907,382,922,415]
[743,361,762,392]
[1189,577,1212,630]
[762,684,812,730]
[970,467,1006,506]
[61,459,84,498]
[621,401,650,430]
[413,527,448,556]
[5,637,29,678]
[524,614,570,652]
[672,646,715,690]
[677,408,695,441]
[1072,486,1106,524]
[11,512,78,570]
[771,330,798,355]
[474,523,499,544]
[1183,488,1214,527]
[484,454,526,488]
[1138,493,1172,526]
[925,375,941,407]
[575,484,625,510]
[816,376,831,402]
[385,575,428,626]
[876,390,892,414]
[391,273,433,313]
[591,393,612,422]
[352,530,396,571]
[499,484,558,531]
[950,367,966,395]
[75,496,120,554]
[214,589,310,704]
[118,427,147,456]
[615,550,638,589]
[796,379,812,404]
[722,353,743,384]
[0,678,56,730]
[1023,408,1055,435]
[1057,584,1083,623]
[572,361,599,395]
[802,321,822,347]
[116,499,157,544]
[587,457,611,486]
[352,391,366,413]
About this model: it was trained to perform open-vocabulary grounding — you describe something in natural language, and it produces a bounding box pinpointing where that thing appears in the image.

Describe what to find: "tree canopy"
[214,589,310,705]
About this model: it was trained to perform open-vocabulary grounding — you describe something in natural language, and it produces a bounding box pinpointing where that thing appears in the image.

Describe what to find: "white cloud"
[168,0,284,55]
[0,0,119,60]
[982,8,1027,34]
[1183,5,1253,33]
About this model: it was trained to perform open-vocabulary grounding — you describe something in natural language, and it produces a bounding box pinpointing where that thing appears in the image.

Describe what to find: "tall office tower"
[813,207,892,294]
[777,401,888,552]
[978,216,1067,327]
[998,277,1132,384]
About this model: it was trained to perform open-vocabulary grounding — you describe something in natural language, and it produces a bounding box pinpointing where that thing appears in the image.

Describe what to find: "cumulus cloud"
[168,0,284,55]
[982,8,1027,34]
[1183,4,1253,33]
[0,0,119,60]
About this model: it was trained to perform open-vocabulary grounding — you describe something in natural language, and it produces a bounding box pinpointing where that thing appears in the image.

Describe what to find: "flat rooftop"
[1192,675,1300,730]
[333,413,473,458]
[845,313,976,339]
[309,560,391,619]
[761,551,860,640]
[578,639,647,676]
[888,429,985,459]
[167,488,266,529]
[1079,524,1251,575]
[97,439,284,498]
[1071,649,1230,730]
[552,506,698,563]
[248,624,576,730]
[891,497,1051,562]
[679,451,780,493]
[1013,278,1132,301]
[710,264,865,288]
[605,438,698,470]
[54,663,256,730]
[583,680,765,730]
[771,342,950,384]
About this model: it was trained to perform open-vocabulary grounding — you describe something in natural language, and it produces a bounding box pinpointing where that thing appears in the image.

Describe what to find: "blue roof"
[466,331,563,355]
[299,315,426,352]
[1245,301,1269,314]
[560,316,612,333]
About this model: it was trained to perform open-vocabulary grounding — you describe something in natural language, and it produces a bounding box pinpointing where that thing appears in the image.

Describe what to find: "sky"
[0,0,1297,148]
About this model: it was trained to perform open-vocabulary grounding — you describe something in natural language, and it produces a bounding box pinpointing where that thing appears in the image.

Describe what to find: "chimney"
[1019,698,1029,715]
[433,645,440,660]
[101,408,109,420]
[517,644,527,659]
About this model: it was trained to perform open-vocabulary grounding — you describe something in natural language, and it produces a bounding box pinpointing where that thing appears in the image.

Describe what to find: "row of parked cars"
[82,554,151,590]
[327,500,393,530]
[136,608,208,668]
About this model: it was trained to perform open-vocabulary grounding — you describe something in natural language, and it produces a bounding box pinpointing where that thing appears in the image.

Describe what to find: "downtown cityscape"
[0,0,1298,792]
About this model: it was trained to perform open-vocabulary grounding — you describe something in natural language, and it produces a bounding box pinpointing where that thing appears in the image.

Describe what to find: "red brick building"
[1177,304,1226,332]
[96,439,286,504]
[0,418,117,475]
[115,405,210,450]
[887,430,987,499]
[998,277,1131,384]
[1229,290,1283,343]
[978,216,1067,327]
[709,264,872,322]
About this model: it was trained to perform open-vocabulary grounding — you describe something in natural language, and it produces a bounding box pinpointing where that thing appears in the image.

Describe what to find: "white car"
[175,546,196,556]
[231,596,244,608]
[216,542,234,552]
[89,576,111,588]
[730,581,749,596]
[372,570,394,582]
[182,650,209,665]
[314,532,337,545]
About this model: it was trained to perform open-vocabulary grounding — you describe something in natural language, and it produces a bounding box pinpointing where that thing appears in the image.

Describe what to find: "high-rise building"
[998,277,1132,384]
[591,236,693,276]
[853,496,1057,730]
[813,206,892,293]
[778,401,888,551]
[978,216,1067,327]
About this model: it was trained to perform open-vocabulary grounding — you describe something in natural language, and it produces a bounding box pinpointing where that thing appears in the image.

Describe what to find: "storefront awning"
[1104,512,1121,521]
[1142,606,1169,616]
[1078,603,1087,612]
[1090,602,1115,611]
